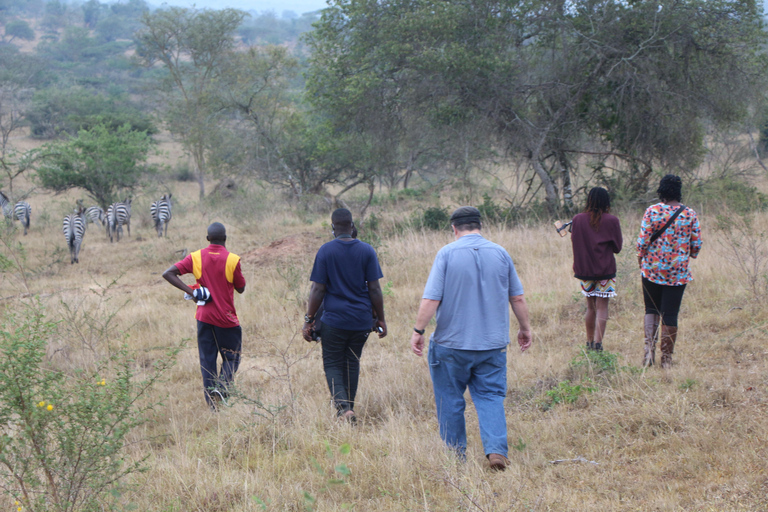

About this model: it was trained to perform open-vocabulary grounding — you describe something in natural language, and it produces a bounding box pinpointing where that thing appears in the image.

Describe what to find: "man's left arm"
[510,294,532,352]
[367,280,387,338]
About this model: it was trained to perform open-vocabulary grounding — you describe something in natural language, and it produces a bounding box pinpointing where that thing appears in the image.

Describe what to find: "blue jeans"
[428,339,508,457]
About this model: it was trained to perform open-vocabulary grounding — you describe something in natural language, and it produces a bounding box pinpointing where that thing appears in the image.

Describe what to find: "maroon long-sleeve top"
[570,212,623,280]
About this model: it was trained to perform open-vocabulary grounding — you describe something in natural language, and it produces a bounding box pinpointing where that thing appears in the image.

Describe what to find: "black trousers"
[320,324,370,414]
[197,320,242,405]
[642,278,687,327]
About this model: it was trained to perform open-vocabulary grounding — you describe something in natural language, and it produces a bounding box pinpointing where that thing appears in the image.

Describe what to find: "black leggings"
[642,278,687,327]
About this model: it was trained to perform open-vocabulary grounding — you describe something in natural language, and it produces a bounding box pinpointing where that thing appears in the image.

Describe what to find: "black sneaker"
[586,341,594,351]
[593,342,603,352]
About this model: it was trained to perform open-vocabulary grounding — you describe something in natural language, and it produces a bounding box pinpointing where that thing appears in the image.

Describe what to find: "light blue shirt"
[423,233,524,350]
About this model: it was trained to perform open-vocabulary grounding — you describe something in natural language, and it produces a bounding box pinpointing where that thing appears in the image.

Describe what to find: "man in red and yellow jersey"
[163,222,246,408]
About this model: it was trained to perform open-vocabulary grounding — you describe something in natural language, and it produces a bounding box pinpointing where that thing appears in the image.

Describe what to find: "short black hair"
[207,222,227,243]
[331,208,353,230]
[455,221,482,232]
[657,174,683,202]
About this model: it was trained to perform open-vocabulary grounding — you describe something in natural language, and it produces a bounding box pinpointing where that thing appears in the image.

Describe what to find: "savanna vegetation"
[1,0,768,510]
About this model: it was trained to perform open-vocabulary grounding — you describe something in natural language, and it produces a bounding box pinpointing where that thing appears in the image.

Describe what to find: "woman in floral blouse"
[636,175,702,368]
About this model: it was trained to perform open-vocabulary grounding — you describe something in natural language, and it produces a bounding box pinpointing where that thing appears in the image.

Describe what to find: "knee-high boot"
[660,325,678,369]
[643,314,660,367]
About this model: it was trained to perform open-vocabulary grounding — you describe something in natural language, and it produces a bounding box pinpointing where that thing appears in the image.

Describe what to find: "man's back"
[424,234,523,350]
[310,239,383,331]
[176,244,244,328]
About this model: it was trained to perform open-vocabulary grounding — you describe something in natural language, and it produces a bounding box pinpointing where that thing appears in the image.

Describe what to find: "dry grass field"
[2,166,768,511]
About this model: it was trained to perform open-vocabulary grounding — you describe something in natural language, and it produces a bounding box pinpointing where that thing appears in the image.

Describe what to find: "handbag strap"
[649,205,686,245]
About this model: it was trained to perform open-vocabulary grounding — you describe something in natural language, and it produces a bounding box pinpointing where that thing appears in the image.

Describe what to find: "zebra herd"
[0,191,32,236]
[1,190,173,265]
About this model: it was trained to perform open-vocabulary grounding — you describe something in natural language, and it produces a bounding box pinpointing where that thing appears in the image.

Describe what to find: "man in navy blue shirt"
[303,208,387,422]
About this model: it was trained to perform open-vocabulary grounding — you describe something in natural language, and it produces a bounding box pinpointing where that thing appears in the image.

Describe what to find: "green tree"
[307,0,768,212]
[3,19,35,43]
[135,7,248,199]
[36,122,153,208]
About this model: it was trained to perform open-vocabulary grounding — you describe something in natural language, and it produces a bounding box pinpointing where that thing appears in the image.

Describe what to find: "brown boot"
[643,314,660,367]
[660,325,678,369]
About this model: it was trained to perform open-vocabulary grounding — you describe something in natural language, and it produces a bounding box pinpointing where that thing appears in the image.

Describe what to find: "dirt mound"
[241,232,325,266]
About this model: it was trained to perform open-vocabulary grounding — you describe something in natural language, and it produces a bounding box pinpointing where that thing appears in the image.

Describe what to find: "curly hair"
[583,187,611,231]
[657,174,682,202]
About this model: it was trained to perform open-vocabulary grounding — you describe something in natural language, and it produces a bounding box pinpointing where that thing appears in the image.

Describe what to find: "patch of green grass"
[544,380,595,407]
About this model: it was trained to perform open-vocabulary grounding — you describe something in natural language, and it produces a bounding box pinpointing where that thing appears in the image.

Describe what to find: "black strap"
[649,205,686,245]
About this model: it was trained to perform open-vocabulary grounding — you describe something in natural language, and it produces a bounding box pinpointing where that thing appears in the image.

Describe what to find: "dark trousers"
[197,320,242,405]
[320,324,370,414]
[642,278,687,327]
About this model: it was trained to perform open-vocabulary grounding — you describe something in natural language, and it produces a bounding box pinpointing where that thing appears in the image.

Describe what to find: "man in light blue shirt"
[410,206,532,471]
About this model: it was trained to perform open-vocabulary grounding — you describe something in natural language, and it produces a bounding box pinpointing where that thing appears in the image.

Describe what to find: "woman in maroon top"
[570,187,623,351]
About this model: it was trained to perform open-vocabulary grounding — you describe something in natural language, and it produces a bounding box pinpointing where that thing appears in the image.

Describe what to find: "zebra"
[0,190,12,219]
[1,191,32,235]
[150,194,173,237]
[63,207,86,264]
[106,199,131,242]
[85,206,105,227]
[14,201,31,235]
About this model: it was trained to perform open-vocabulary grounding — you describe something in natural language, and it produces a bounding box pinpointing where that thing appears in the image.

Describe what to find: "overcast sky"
[156,0,328,15]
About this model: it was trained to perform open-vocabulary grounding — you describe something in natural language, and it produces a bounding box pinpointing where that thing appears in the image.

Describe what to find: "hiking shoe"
[586,341,594,351]
[488,453,509,471]
[210,389,228,407]
[593,342,603,352]
[342,409,357,425]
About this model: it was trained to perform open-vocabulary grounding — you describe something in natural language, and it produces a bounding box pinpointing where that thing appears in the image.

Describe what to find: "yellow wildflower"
[37,401,45,408]
[100,379,106,386]
[46,404,53,411]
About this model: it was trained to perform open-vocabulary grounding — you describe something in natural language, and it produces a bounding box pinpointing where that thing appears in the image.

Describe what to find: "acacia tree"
[135,7,247,199]
[307,0,768,212]
[36,122,153,208]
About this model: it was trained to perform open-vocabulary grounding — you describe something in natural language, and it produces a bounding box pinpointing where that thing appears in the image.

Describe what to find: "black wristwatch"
[413,327,425,335]
[304,314,314,323]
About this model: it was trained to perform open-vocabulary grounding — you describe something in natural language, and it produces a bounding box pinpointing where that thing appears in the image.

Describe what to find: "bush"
[417,206,450,231]
[0,304,176,511]
[688,177,767,215]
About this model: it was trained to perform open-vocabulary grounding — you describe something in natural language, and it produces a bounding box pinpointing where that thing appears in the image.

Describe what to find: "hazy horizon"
[155,0,328,15]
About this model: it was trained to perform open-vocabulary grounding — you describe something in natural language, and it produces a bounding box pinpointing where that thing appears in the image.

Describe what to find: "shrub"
[0,304,176,511]
[417,206,450,231]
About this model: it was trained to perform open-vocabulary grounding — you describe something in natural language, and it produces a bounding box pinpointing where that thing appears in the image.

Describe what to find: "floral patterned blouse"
[636,203,702,286]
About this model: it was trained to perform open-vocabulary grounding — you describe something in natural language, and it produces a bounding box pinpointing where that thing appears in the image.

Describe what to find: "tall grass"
[1,177,767,511]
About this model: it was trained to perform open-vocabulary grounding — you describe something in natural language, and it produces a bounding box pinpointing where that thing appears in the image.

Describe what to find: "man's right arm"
[509,294,532,352]
[162,265,195,296]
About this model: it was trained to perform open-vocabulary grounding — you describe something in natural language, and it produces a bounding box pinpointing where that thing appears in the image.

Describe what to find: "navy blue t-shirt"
[310,238,383,331]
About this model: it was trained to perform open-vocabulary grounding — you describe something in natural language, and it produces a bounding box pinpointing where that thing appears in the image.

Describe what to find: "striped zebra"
[85,206,105,227]
[0,190,12,219]
[106,199,131,243]
[14,201,31,235]
[63,208,86,264]
[150,194,172,237]
[1,191,32,235]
